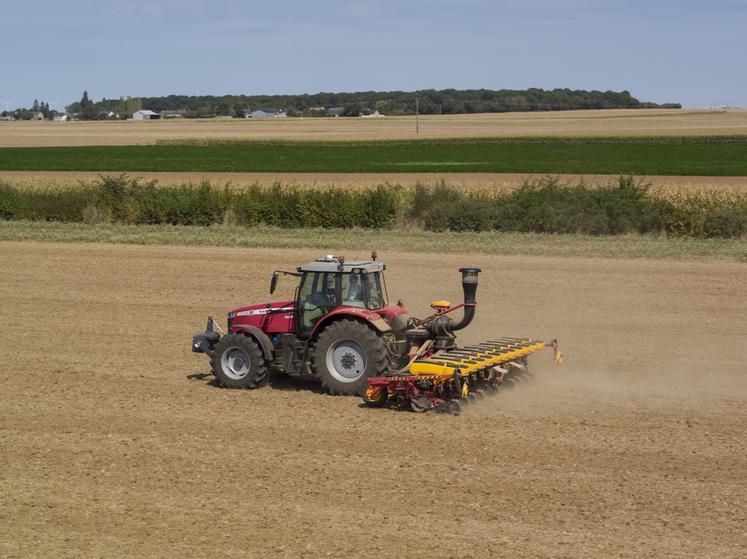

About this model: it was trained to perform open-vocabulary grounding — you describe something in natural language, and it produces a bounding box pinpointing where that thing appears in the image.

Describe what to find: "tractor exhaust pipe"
[451,268,481,331]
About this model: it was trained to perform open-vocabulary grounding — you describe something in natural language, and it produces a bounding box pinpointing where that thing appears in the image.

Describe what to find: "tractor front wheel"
[210,333,269,389]
[313,319,389,396]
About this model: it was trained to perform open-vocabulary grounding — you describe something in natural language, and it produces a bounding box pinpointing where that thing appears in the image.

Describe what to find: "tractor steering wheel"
[304,294,324,312]
[310,292,336,308]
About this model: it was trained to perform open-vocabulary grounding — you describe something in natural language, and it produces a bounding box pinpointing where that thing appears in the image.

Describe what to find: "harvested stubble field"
[2,109,747,148]
[2,170,747,192]
[1,242,745,558]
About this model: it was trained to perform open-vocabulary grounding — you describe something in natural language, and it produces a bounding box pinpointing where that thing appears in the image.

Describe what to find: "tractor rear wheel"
[210,333,269,389]
[313,319,389,396]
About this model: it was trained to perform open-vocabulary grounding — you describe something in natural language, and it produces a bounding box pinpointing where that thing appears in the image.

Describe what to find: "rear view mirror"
[270,272,279,294]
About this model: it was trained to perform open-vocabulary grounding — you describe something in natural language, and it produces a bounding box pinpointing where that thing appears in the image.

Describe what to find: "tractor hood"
[228,301,295,319]
[228,300,296,335]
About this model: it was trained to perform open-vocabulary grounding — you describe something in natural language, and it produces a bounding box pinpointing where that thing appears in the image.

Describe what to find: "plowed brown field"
[1,242,745,558]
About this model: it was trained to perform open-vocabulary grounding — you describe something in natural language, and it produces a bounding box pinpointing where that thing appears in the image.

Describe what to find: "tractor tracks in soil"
[0,241,745,558]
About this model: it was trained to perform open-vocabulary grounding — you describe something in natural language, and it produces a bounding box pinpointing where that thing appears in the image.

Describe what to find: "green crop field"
[1,136,746,175]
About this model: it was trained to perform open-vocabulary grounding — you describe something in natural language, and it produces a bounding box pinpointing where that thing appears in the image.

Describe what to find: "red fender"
[309,306,392,339]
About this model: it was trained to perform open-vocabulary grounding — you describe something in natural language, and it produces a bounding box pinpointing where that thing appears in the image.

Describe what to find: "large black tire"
[313,319,389,396]
[210,332,269,389]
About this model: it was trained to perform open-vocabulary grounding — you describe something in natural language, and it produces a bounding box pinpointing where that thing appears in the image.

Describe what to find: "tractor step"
[363,337,561,414]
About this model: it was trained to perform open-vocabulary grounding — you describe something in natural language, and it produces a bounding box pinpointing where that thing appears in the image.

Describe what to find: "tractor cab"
[291,255,387,336]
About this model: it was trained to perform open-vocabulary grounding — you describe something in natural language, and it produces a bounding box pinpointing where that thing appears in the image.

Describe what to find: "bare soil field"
[1,242,745,558]
[2,109,747,148]
[3,170,747,192]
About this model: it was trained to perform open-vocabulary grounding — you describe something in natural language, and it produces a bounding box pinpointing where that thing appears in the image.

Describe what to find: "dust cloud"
[467,354,745,418]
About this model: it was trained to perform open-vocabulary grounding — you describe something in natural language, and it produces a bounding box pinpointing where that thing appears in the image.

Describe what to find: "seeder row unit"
[364,337,562,414]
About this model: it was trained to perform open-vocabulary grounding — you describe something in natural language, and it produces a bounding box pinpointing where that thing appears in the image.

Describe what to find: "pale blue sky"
[1,0,745,110]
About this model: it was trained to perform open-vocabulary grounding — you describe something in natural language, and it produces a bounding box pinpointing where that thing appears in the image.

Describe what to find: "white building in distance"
[133,110,160,120]
[249,108,287,119]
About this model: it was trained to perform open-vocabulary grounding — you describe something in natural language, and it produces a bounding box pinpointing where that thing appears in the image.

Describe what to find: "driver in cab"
[344,275,365,308]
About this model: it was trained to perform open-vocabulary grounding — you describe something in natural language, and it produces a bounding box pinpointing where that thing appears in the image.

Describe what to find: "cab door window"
[363,272,385,309]
[297,272,339,334]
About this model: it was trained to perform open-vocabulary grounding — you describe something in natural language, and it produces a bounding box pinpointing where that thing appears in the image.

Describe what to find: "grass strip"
[1,220,744,261]
[155,135,747,146]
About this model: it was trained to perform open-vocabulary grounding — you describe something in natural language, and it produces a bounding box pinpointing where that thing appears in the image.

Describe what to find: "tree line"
[137,88,680,116]
[2,92,142,121]
[3,88,680,121]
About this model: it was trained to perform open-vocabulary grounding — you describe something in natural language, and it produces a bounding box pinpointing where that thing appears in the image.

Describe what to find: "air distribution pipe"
[450,267,481,331]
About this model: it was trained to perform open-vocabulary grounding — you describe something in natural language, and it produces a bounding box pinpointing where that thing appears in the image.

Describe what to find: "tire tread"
[210,332,269,389]
[313,319,388,396]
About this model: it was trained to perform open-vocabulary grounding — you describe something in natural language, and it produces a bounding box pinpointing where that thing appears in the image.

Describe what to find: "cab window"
[341,273,366,308]
[363,272,385,310]
[298,272,339,333]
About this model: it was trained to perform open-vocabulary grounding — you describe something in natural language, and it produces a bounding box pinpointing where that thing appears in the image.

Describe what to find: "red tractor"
[192,254,559,412]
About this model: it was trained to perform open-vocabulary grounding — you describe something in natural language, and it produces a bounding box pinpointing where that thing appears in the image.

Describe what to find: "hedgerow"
[0,175,744,238]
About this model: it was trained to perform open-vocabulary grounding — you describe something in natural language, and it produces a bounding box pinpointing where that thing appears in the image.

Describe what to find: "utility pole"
[415,97,420,134]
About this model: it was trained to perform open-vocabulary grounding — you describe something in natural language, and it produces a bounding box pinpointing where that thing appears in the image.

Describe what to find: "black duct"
[451,267,481,331]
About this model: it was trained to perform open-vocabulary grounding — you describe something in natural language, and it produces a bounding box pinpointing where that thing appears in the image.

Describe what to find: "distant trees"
[78,91,98,120]
[116,96,141,119]
[12,109,36,120]
[7,92,129,120]
[136,88,680,117]
[13,88,679,122]
[29,100,52,118]
[342,102,365,117]
[64,92,142,119]
[5,99,52,120]
[215,102,233,116]
[66,90,97,119]
[375,100,389,114]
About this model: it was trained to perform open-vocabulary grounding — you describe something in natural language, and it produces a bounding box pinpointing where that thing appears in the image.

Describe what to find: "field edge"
[1,220,744,261]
